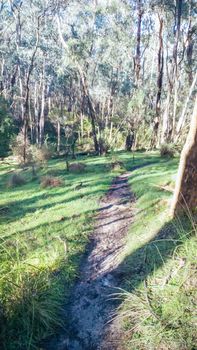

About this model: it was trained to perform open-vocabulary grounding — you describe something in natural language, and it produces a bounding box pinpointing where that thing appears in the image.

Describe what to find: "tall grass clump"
[7,173,26,187]
[40,176,63,188]
[107,153,125,172]
[160,143,176,158]
[116,215,197,350]
[0,237,66,350]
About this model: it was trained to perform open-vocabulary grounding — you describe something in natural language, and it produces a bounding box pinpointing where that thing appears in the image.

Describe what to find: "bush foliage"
[160,143,176,158]
[11,134,53,165]
[31,144,53,164]
[7,173,26,187]
[10,132,33,164]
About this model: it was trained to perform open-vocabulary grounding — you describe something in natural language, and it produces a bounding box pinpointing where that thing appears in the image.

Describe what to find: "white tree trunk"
[175,71,197,141]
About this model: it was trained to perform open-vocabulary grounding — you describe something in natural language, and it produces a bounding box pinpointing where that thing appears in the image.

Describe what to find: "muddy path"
[45,173,135,350]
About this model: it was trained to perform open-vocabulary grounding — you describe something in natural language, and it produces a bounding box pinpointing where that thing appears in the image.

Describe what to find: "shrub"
[107,154,125,171]
[79,139,94,153]
[98,137,110,155]
[7,173,26,187]
[160,143,176,158]
[110,160,124,171]
[31,144,52,164]
[106,160,125,171]
[41,176,63,188]
[10,132,33,164]
[69,163,86,173]
[135,124,153,150]
[11,134,54,166]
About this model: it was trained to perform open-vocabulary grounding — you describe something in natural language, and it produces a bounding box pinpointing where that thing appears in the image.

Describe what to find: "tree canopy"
[0,0,196,157]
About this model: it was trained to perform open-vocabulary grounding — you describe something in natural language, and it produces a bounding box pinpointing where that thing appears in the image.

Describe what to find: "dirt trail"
[46,173,135,350]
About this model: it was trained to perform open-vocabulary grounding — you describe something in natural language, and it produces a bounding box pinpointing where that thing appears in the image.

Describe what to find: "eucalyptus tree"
[171,96,197,216]
[56,0,134,153]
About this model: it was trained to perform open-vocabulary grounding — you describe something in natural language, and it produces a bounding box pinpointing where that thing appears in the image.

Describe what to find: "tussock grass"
[7,172,26,187]
[69,162,86,173]
[160,143,176,158]
[0,238,65,350]
[115,220,196,350]
[40,176,64,188]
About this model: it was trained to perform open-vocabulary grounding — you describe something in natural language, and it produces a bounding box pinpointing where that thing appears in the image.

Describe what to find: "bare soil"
[45,173,135,350]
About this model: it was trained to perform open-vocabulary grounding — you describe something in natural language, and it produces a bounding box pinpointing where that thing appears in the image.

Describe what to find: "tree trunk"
[154,15,164,147]
[171,0,183,139]
[161,90,170,144]
[80,112,84,139]
[34,83,39,145]
[57,120,60,154]
[175,70,197,141]
[18,66,25,122]
[125,130,135,151]
[173,0,182,75]
[23,15,41,161]
[170,96,197,216]
[39,61,45,146]
[134,0,143,86]
[109,121,113,142]
[78,67,99,154]
[28,95,34,143]
[186,20,194,85]
[172,77,178,138]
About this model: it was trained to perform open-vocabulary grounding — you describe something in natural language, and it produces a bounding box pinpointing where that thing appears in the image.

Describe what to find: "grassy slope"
[117,152,197,350]
[0,155,117,349]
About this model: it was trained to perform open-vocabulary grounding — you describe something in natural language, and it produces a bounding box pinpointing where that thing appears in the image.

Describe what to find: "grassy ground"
[116,152,197,350]
[0,154,119,350]
[0,151,196,350]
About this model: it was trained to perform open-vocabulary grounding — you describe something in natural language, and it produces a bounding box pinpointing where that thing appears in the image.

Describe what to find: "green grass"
[0,151,196,350]
[114,152,197,350]
[0,154,119,349]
